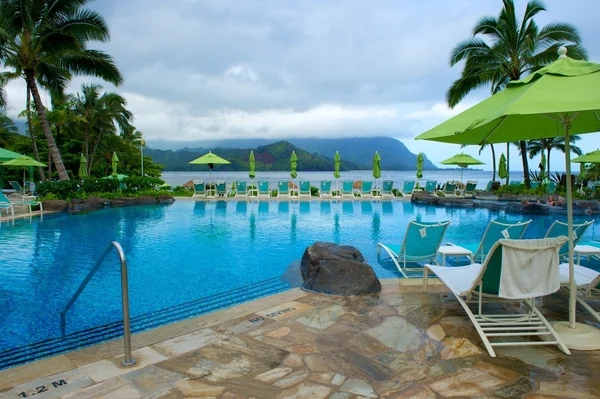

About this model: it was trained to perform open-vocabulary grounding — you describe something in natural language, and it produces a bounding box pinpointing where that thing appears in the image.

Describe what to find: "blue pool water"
[1,200,599,362]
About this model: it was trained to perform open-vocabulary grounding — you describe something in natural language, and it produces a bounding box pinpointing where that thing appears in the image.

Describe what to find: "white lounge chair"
[257,180,271,199]
[558,263,600,323]
[381,180,395,199]
[424,237,571,357]
[320,180,333,199]
[358,180,374,198]
[277,180,291,199]
[298,180,311,199]
[341,180,355,199]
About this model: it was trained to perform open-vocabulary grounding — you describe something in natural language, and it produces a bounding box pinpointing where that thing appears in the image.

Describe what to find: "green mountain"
[146,141,363,171]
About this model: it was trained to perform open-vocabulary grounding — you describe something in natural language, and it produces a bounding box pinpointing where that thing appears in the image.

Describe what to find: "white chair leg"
[577,297,600,323]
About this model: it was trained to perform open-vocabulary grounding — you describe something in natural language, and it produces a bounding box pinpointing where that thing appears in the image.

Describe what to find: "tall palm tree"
[446,0,586,188]
[121,125,143,148]
[0,0,123,180]
[527,137,582,176]
[72,84,132,175]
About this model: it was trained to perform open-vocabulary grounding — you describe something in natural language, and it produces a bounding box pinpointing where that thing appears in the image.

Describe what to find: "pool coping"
[0,278,442,392]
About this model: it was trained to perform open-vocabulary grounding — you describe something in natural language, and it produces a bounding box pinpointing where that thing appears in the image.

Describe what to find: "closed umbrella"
[416,153,424,179]
[249,151,256,179]
[439,153,484,184]
[539,151,547,178]
[79,154,88,178]
[498,153,507,180]
[416,48,600,348]
[290,151,297,179]
[333,151,340,191]
[372,152,381,186]
[111,152,119,177]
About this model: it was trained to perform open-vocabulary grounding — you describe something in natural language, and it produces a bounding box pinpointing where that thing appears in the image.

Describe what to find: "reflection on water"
[236,201,247,215]
[278,201,289,214]
[299,202,310,215]
[372,211,381,242]
[320,202,331,215]
[382,202,393,216]
[258,201,269,215]
[291,212,297,243]
[342,202,354,215]
[361,202,373,215]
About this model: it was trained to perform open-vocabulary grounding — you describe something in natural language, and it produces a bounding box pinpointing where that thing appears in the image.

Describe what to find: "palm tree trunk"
[89,131,104,174]
[547,148,551,178]
[490,144,496,181]
[25,89,46,181]
[519,140,530,188]
[24,70,69,180]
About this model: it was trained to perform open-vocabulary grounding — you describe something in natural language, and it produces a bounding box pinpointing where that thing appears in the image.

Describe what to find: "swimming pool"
[1,200,599,368]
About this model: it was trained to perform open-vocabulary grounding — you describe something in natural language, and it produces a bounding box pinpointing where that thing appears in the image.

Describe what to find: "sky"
[3,0,600,171]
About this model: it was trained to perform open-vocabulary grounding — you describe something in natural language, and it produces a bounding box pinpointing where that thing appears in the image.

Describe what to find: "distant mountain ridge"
[146,136,437,171]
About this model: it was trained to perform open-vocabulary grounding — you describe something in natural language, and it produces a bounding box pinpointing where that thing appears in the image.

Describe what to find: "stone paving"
[0,279,599,398]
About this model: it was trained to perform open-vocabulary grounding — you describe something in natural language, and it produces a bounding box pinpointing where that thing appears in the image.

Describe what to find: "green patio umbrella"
[79,153,88,178]
[290,151,298,179]
[0,148,27,188]
[2,156,46,186]
[572,149,600,181]
[372,152,381,186]
[189,151,231,188]
[416,47,600,348]
[498,153,507,180]
[439,153,484,184]
[248,151,256,179]
[111,152,119,177]
[416,153,424,179]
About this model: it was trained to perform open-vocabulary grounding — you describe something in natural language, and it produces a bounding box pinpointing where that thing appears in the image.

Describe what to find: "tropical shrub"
[80,178,120,193]
[121,176,164,193]
[36,180,80,199]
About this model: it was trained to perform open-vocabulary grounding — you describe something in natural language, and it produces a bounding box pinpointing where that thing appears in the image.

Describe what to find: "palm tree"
[446,0,586,188]
[121,125,143,148]
[0,0,123,180]
[0,114,17,147]
[527,137,582,177]
[72,84,132,175]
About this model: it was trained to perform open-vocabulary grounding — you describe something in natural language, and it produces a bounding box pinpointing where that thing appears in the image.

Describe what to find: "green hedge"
[37,176,166,200]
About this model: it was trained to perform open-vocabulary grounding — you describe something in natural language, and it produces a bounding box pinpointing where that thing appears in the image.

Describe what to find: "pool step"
[0,277,290,370]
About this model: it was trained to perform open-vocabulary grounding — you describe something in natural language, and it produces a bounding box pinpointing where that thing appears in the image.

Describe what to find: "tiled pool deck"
[1,279,598,399]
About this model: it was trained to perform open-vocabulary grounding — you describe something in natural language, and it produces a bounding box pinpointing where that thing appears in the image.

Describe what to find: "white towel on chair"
[498,237,566,299]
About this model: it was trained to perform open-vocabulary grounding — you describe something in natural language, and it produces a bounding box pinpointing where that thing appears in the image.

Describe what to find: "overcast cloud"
[4,0,600,170]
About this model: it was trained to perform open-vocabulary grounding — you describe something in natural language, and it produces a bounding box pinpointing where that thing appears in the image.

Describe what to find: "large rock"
[300,242,381,296]
[41,199,68,212]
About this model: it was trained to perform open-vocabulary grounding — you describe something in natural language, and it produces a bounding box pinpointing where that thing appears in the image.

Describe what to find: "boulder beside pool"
[300,241,381,296]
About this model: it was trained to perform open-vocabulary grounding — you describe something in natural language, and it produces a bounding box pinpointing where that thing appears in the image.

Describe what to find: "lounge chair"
[320,180,332,199]
[530,181,540,189]
[215,181,227,197]
[547,181,557,193]
[424,180,437,193]
[9,180,26,195]
[438,181,457,197]
[257,180,271,199]
[381,180,395,199]
[449,219,532,263]
[341,180,354,199]
[0,191,43,214]
[485,181,494,192]
[424,237,570,357]
[463,180,477,197]
[298,180,311,199]
[544,220,594,258]
[235,181,248,198]
[509,180,522,186]
[358,180,374,198]
[398,180,415,197]
[192,181,206,198]
[377,220,451,278]
[278,180,290,198]
[558,262,600,323]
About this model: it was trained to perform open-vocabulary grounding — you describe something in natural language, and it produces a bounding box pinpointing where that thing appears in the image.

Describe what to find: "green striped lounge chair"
[381,180,395,199]
[278,180,290,198]
[558,262,600,323]
[424,180,437,193]
[424,237,570,357]
[448,219,532,263]
[377,220,451,278]
[192,181,206,198]
[398,180,415,197]
[463,180,477,197]
[235,181,248,198]
[320,180,332,199]
[358,180,374,198]
[257,180,271,199]
[0,191,43,214]
[298,181,311,198]
[543,220,594,258]
[341,180,354,199]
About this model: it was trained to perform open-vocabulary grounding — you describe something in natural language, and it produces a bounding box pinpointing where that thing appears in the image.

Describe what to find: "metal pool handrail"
[60,241,136,366]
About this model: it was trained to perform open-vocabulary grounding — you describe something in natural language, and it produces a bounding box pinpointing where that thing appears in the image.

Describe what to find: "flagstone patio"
[0,279,599,399]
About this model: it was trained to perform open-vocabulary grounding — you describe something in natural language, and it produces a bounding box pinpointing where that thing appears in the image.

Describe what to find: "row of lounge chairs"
[378,218,598,357]
[0,191,43,216]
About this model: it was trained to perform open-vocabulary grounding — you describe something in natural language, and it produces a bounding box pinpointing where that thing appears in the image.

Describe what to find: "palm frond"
[520,0,546,33]
[449,38,491,66]
[51,9,110,43]
[60,50,123,86]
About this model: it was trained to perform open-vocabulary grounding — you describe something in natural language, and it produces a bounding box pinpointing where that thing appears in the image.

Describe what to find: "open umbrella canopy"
[416,153,424,179]
[248,151,256,179]
[372,151,381,179]
[498,153,507,180]
[1,156,46,167]
[440,153,484,168]
[102,173,128,181]
[0,147,26,162]
[571,149,600,163]
[189,151,231,167]
[416,48,600,348]
[290,151,297,179]
[333,151,340,179]
[79,153,88,178]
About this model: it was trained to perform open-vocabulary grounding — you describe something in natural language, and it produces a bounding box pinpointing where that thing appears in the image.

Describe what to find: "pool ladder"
[60,241,136,366]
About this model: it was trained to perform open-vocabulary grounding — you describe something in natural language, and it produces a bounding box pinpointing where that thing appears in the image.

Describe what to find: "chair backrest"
[465,181,477,193]
[382,180,394,193]
[236,181,247,193]
[478,237,567,297]
[485,181,493,191]
[342,180,353,193]
[509,180,521,186]
[362,180,373,192]
[193,181,205,193]
[216,181,227,194]
[476,220,532,261]
[547,181,557,193]
[444,182,456,194]
[544,220,594,256]
[425,180,437,193]
[9,181,22,192]
[299,180,310,193]
[321,180,331,193]
[530,181,539,189]
[400,220,450,260]
[0,191,11,204]
[258,180,270,193]
[402,180,415,193]
[278,180,289,194]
